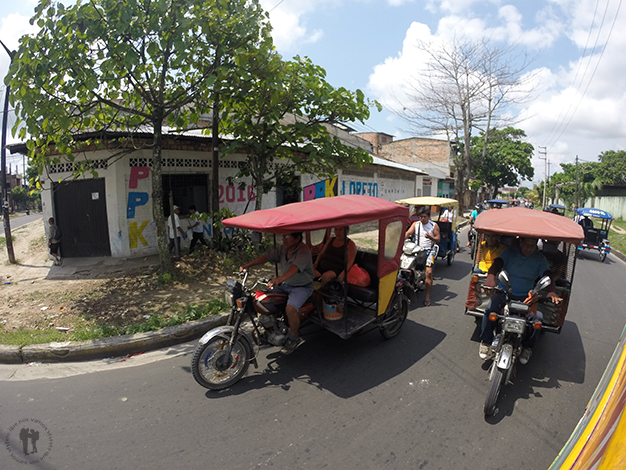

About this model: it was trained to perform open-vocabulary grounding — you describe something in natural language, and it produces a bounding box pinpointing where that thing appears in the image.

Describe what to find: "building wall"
[40,143,422,258]
[41,149,267,258]
[300,165,419,202]
[585,196,626,220]
[380,137,452,168]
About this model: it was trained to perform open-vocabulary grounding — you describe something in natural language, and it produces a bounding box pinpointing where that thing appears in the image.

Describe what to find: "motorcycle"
[483,271,552,416]
[191,271,316,390]
[468,226,477,260]
[397,239,430,299]
[190,194,412,391]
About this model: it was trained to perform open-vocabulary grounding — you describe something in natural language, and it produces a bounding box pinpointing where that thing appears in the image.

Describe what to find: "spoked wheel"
[191,335,251,390]
[379,294,409,339]
[484,366,505,416]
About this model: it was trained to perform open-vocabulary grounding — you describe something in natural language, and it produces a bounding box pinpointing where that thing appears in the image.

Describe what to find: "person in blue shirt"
[469,204,484,225]
[478,237,561,364]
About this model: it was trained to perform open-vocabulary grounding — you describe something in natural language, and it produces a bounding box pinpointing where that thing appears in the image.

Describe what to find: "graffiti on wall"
[303,176,382,200]
[127,166,152,250]
[342,180,378,197]
[303,176,338,201]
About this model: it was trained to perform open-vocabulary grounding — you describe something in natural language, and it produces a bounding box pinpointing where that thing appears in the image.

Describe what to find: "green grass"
[0,299,229,346]
[0,235,15,248]
[610,218,626,255]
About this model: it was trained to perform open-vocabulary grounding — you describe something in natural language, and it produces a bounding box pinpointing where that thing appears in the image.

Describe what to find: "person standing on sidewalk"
[47,217,63,265]
[167,206,186,253]
[188,205,209,253]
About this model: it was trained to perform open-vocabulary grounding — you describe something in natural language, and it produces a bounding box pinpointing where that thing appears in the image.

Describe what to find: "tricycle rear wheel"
[599,244,607,262]
[379,294,409,339]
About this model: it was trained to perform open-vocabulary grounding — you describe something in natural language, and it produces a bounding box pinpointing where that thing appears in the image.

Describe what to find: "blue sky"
[2,0,625,185]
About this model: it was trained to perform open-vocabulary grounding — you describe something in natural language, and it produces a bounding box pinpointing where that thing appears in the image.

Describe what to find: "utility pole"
[0,39,16,263]
[538,146,547,209]
[547,160,551,203]
[575,155,579,208]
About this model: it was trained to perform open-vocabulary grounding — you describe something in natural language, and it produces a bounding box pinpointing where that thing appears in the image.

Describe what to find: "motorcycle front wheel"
[484,366,504,416]
[191,335,251,390]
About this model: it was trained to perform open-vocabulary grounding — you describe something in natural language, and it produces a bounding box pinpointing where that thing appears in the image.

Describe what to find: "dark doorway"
[276,175,301,206]
[162,174,209,217]
[53,179,111,257]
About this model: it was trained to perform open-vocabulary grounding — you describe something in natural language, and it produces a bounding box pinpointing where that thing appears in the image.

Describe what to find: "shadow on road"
[197,319,446,399]
[482,320,586,423]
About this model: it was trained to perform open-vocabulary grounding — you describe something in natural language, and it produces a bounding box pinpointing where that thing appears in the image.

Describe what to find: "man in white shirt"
[188,205,209,253]
[405,207,441,306]
[167,205,186,253]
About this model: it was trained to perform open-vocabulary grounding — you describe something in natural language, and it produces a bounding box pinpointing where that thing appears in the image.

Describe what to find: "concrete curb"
[0,313,229,364]
[610,247,626,263]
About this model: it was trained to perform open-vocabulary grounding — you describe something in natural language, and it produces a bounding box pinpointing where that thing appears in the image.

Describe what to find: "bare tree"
[396,37,535,208]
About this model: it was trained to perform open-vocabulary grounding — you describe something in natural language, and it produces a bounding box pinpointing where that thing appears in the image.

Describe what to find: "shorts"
[274,283,315,311]
[426,245,439,267]
[49,242,61,255]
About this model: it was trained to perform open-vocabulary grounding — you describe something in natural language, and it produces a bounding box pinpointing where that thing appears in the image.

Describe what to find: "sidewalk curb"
[610,247,626,263]
[0,313,229,364]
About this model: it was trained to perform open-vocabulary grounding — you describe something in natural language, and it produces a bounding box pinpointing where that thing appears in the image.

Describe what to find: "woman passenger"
[313,226,357,288]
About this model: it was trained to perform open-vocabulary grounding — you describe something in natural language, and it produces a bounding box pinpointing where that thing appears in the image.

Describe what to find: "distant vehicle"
[543,204,566,216]
[574,207,613,262]
[486,199,509,209]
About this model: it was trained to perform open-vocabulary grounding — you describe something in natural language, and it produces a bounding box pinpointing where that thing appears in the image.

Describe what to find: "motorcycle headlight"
[224,290,235,307]
[224,279,243,307]
[503,317,526,334]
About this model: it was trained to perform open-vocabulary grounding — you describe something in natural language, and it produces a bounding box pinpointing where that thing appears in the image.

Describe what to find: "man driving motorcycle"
[240,232,314,354]
[479,236,561,364]
[405,207,440,306]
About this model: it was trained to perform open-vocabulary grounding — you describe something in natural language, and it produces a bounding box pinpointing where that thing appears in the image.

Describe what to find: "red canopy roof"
[474,207,584,244]
[222,195,409,234]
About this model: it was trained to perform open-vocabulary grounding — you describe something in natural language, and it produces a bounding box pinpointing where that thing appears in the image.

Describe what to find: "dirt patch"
[0,220,380,339]
[0,219,274,335]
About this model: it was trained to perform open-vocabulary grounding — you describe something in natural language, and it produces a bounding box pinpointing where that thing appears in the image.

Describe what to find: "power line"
[543,0,602,143]
[546,0,623,149]
[268,0,287,12]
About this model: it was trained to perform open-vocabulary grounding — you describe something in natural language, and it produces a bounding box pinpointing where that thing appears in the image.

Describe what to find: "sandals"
[423,300,431,306]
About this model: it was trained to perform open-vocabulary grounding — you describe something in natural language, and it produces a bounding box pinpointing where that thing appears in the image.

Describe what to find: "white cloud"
[0,13,37,80]
[260,0,337,51]
[368,1,626,174]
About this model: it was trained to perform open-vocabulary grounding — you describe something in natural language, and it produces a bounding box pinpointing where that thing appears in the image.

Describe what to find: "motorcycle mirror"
[534,275,552,293]
[498,271,512,292]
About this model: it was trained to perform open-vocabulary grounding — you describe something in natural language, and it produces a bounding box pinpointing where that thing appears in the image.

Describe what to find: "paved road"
[1,232,625,470]
[1,212,42,232]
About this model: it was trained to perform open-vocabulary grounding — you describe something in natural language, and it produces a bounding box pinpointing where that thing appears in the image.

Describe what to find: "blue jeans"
[480,290,543,348]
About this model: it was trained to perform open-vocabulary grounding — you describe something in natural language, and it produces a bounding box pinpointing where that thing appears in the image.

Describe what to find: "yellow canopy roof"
[396,197,458,207]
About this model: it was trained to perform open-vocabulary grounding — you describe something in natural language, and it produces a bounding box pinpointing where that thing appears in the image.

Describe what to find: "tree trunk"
[211,95,220,216]
[151,117,173,273]
[254,169,264,211]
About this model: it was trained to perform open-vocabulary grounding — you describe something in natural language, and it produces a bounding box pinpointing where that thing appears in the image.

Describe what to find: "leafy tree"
[470,127,534,199]
[11,186,29,210]
[221,54,378,210]
[549,160,602,207]
[8,0,271,273]
[396,37,534,209]
[597,150,626,185]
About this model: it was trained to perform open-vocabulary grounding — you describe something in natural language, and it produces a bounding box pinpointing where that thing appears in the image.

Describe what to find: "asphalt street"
[1,228,626,470]
[2,212,42,231]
